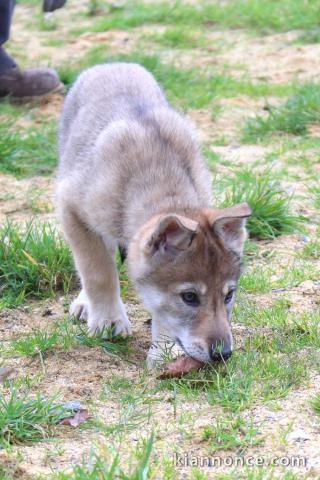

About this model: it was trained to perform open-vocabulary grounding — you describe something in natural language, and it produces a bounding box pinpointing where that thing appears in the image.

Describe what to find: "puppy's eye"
[225,290,234,305]
[181,291,200,306]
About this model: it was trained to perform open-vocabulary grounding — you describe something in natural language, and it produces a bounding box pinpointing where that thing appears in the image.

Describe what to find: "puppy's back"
[58,63,167,177]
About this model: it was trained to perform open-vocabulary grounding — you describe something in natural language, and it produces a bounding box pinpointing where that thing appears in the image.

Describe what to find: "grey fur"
[57,63,212,246]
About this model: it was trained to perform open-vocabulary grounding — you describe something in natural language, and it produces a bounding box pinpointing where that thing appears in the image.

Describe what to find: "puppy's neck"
[124,187,202,245]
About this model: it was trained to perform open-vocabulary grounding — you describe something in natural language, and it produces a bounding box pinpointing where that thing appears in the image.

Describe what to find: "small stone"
[300,235,310,243]
[287,429,311,443]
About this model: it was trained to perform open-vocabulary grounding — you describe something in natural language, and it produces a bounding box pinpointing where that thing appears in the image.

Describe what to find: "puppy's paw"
[87,302,132,338]
[69,290,89,321]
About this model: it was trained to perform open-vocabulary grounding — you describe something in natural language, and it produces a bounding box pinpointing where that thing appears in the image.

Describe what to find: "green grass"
[309,183,320,209]
[202,415,262,453]
[214,167,304,239]
[277,260,320,288]
[157,300,320,409]
[0,222,75,308]
[265,136,320,160]
[101,375,136,401]
[95,398,153,436]
[239,259,319,294]
[238,266,274,293]
[298,237,320,260]
[234,298,290,326]
[148,27,205,49]
[243,84,320,142]
[5,318,133,364]
[206,352,308,409]
[0,386,66,447]
[10,330,60,357]
[74,323,132,360]
[96,374,161,436]
[310,393,320,417]
[213,470,300,480]
[158,347,310,411]
[294,28,320,44]
[300,239,320,259]
[0,463,33,480]
[58,49,290,110]
[53,434,154,480]
[0,121,57,178]
[247,312,320,351]
[89,0,320,33]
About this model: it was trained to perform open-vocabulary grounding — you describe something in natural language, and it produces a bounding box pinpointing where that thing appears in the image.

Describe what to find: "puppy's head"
[128,203,251,363]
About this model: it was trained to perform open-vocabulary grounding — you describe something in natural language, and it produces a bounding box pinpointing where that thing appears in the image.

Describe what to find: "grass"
[96,398,153,436]
[148,27,205,49]
[214,470,300,480]
[0,463,33,480]
[276,260,320,288]
[247,310,320,349]
[294,29,320,44]
[0,120,57,178]
[157,347,310,411]
[97,376,161,437]
[0,221,75,308]
[309,183,320,209]
[239,266,275,293]
[207,352,308,409]
[214,167,304,239]
[310,393,320,417]
[58,48,291,110]
[243,84,320,142]
[2,1,320,476]
[10,330,60,357]
[101,375,136,401]
[298,236,320,260]
[7,318,133,363]
[235,299,320,352]
[239,260,319,294]
[0,386,66,447]
[156,297,320,409]
[74,323,132,360]
[234,298,289,327]
[202,415,262,453]
[89,0,320,33]
[53,434,154,480]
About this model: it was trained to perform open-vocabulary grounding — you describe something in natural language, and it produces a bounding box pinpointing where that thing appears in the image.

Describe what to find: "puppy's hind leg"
[61,208,131,337]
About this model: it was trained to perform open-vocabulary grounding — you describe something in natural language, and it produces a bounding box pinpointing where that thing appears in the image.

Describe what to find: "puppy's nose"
[210,342,232,361]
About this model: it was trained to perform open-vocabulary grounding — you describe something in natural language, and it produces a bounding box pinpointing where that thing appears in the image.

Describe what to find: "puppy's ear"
[146,215,198,255]
[208,203,252,255]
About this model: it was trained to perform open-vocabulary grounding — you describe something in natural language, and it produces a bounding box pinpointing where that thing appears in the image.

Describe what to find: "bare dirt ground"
[0,1,319,479]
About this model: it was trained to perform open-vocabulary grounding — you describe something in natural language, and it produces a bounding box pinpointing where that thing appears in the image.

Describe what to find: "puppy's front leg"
[62,208,131,336]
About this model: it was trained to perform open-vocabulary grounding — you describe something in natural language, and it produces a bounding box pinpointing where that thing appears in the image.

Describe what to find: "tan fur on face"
[128,208,245,354]
[129,209,244,286]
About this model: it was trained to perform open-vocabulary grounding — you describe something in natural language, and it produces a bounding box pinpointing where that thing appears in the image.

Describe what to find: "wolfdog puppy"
[56,63,251,366]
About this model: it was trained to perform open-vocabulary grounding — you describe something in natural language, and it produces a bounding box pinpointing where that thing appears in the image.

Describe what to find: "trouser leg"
[0,0,17,75]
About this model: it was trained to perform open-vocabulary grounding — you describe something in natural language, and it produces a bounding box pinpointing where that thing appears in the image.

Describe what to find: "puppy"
[56,63,251,366]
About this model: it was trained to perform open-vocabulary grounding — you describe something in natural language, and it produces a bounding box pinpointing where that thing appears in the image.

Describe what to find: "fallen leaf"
[0,367,15,383]
[59,409,90,427]
[158,356,205,379]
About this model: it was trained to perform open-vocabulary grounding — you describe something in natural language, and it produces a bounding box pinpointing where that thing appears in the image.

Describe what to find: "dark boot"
[0,64,63,99]
[0,47,16,75]
[43,0,67,13]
